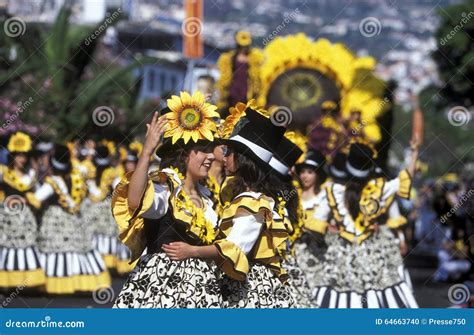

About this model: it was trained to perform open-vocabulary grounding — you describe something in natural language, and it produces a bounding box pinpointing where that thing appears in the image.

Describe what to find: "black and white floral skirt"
[219,263,295,308]
[0,205,45,288]
[312,229,418,308]
[114,252,222,308]
[293,231,337,292]
[283,253,318,308]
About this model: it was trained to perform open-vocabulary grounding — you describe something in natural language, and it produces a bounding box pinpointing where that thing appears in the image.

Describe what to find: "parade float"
[217,33,393,161]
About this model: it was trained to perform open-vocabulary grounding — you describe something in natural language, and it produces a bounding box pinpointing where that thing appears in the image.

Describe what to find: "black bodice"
[144,209,201,254]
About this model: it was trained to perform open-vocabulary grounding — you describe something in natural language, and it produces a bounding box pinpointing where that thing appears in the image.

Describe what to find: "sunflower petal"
[167,95,182,113]
[191,130,200,142]
[200,128,214,141]
[183,132,192,144]
[192,91,205,108]
[180,91,192,107]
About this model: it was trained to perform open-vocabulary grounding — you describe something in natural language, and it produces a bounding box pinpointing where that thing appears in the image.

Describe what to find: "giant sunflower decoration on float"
[165,91,220,144]
[258,33,388,144]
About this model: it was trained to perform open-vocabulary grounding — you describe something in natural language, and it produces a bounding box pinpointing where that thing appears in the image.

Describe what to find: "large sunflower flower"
[7,132,32,153]
[165,91,219,144]
[220,99,267,139]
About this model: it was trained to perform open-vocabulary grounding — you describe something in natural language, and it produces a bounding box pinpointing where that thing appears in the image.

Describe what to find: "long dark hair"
[160,147,190,176]
[227,149,273,200]
[267,171,300,226]
[344,179,368,220]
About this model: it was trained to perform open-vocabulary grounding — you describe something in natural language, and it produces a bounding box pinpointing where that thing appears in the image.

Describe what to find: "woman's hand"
[162,242,197,261]
[407,134,420,177]
[142,112,168,157]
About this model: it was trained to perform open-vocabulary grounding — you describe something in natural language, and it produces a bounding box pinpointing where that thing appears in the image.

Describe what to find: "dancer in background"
[312,138,420,308]
[293,149,330,293]
[0,132,45,290]
[26,144,110,294]
[88,145,121,270]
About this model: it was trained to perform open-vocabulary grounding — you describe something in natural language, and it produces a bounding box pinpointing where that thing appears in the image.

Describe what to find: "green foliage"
[1,5,156,141]
[432,0,474,107]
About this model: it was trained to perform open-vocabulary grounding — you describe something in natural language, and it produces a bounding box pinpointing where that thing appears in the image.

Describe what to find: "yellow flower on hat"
[235,30,252,47]
[7,132,32,153]
[164,91,220,144]
[285,130,308,164]
[219,99,263,139]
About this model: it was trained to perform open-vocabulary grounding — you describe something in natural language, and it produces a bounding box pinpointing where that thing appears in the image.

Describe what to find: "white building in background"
[7,0,125,23]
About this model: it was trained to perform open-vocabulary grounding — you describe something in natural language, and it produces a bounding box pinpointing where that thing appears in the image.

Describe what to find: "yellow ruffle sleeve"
[25,192,41,209]
[387,216,408,229]
[215,195,288,282]
[111,171,162,262]
[214,239,249,281]
[397,169,412,199]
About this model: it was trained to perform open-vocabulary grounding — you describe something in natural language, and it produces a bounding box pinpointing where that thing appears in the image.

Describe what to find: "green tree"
[1,6,156,140]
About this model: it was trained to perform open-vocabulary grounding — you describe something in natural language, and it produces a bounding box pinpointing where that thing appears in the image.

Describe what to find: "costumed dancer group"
[0,132,139,295]
[110,90,421,308]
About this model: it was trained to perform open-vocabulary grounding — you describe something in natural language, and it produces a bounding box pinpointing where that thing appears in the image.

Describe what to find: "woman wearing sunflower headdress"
[0,132,45,290]
[112,91,223,308]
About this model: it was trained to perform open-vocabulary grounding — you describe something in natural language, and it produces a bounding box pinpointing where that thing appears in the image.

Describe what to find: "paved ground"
[0,253,459,308]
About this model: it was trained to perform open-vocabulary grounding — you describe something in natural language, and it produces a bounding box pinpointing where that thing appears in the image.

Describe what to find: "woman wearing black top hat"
[312,138,420,308]
[293,149,332,294]
[26,144,110,294]
[0,132,45,290]
[162,103,296,308]
[112,91,222,308]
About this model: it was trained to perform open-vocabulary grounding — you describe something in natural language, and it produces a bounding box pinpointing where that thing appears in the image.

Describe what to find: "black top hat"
[126,149,139,163]
[50,144,72,173]
[227,107,285,165]
[35,141,54,154]
[268,137,303,176]
[94,145,111,167]
[295,149,326,172]
[345,143,375,180]
[328,151,348,181]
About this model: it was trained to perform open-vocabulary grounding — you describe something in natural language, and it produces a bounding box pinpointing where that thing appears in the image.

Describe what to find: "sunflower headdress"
[164,91,220,145]
[7,132,32,153]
